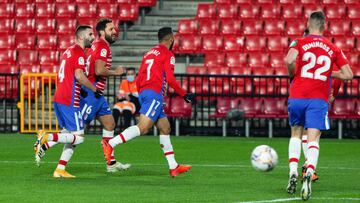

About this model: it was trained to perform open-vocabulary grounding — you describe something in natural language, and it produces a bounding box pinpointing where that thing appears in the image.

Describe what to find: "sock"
[109,125,140,148]
[302,135,308,165]
[288,137,301,177]
[160,135,178,170]
[41,141,57,151]
[56,144,75,170]
[306,141,320,176]
[102,129,116,165]
[48,133,84,145]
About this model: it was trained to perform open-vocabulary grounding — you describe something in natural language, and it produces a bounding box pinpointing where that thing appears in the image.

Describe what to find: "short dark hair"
[75,25,92,38]
[303,28,309,36]
[96,18,113,36]
[158,27,173,42]
[126,67,136,72]
[309,11,326,31]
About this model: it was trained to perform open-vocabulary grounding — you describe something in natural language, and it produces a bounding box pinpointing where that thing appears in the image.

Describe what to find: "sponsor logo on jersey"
[78,57,85,65]
[170,56,175,65]
[100,49,107,57]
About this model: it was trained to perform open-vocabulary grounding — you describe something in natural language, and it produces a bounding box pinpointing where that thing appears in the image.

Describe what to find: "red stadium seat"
[329,20,350,36]
[209,98,240,118]
[263,20,285,36]
[0,19,14,34]
[205,53,225,68]
[75,0,93,2]
[35,3,55,18]
[210,83,232,95]
[167,96,192,118]
[201,35,223,53]
[223,35,244,52]
[0,34,15,50]
[0,50,16,65]
[259,98,287,118]
[275,67,288,75]
[333,37,355,53]
[57,34,76,51]
[138,0,157,7]
[186,66,207,74]
[260,4,281,19]
[37,34,58,50]
[234,0,252,4]
[220,19,241,35]
[172,34,180,53]
[321,0,339,4]
[16,34,36,50]
[117,0,136,3]
[15,18,36,33]
[245,36,266,52]
[0,3,14,18]
[77,18,97,29]
[231,73,252,94]
[267,36,288,52]
[15,3,35,18]
[239,98,263,118]
[56,19,77,34]
[281,4,302,19]
[208,67,230,85]
[35,0,55,2]
[18,50,38,65]
[217,4,238,19]
[300,0,319,4]
[118,3,139,21]
[177,19,198,35]
[20,65,41,74]
[238,4,260,19]
[279,0,296,4]
[286,20,306,36]
[38,50,59,65]
[97,4,118,18]
[40,64,57,73]
[77,4,97,19]
[303,4,324,18]
[346,53,359,67]
[241,20,263,35]
[178,35,201,54]
[344,0,359,5]
[248,53,269,68]
[196,3,216,19]
[198,19,219,35]
[214,0,232,4]
[351,20,360,36]
[325,5,346,20]
[329,99,355,119]
[0,64,18,73]
[270,53,286,69]
[226,52,247,68]
[15,0,34,2]
[36,18,56,33]
[348,5,360,19]
[95,0,113,2]
[55,3,76,18]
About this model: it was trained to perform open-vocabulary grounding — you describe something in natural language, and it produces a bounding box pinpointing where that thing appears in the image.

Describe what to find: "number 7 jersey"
[289,35,349,102]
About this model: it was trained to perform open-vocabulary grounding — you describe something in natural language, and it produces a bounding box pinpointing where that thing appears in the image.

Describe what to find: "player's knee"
[160,126,171,135]
[137,124,151,135]
[73,135,85,145]
[103,122,115,131]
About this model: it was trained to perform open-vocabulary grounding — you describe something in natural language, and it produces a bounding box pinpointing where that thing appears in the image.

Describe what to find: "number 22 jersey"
[289,35,348,102]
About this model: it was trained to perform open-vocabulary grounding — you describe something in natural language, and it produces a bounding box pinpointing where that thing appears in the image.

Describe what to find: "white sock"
[56,144,75,170]
[302,135,308,165]
[48,133,84,145]
[109,126,140,148]
[102,129,116,165]
[44,141,58,150]
[306,141,319,176]
[288,137,301,177]
[160,135,178,170]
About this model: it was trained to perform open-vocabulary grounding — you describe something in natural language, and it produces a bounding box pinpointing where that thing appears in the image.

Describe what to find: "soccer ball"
[251,145,278,172]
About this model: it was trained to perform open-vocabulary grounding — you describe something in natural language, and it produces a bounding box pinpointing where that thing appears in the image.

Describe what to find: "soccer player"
[102,27,196,177]
[285,11,353,200]
[80,18,130,172]
[34,25,99,178]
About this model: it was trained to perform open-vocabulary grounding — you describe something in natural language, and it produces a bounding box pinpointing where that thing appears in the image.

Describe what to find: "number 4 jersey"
[289,35,349,102]
[53,44,86,108]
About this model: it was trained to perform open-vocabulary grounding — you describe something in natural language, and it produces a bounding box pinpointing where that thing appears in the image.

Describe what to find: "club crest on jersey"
[170,56,175,65]
[78,57,85,65]
[289,40,297,47]
[100,49,107,57]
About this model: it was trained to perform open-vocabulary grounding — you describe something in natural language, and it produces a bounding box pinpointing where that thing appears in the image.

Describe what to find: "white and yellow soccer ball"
[251,145,278,172]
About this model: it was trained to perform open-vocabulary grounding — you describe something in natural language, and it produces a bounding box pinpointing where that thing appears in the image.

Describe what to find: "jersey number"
[145,59,154,81]
[301,52,331,81]
[58,60,66,83]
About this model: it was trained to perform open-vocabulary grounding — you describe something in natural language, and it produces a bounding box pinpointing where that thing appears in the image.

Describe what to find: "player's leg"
[123,109,133,129]
[286,99,306,194]
[156,117,192,177]
[301,129,319,182]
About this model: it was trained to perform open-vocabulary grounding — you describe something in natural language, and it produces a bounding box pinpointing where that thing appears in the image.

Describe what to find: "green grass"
[0,134,359,203]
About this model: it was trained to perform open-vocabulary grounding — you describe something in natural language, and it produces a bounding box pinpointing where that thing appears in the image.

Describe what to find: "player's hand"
[114,66,125,76]
[183,93,196,104]
[80,88,88,98]
[94,89,103,99]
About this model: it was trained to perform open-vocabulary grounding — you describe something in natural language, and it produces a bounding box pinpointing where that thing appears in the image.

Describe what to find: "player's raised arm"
[285,47,299,78]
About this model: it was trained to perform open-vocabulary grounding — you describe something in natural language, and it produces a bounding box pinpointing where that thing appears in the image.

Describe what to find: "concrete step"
[138,16,186,27]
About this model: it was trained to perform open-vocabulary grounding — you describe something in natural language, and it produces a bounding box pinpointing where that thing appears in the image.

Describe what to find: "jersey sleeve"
[164,52,186,97]
[288,38,300,52]
[92,43,109,63]
[73,51,86,71]
[334,48,349,68]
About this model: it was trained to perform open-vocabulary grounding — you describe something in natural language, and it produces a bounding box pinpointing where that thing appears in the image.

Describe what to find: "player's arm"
[75,69,97,92]
[94,60,124,76]
[331,64,353,81]
[164,55,186,97]
[285,48,299,78]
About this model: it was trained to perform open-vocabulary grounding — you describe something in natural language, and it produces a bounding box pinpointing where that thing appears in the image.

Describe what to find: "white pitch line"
[0,160,359,170]
[236,197,360,203]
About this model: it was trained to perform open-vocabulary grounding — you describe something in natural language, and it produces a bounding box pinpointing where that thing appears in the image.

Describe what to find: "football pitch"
[0,134,359,203]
